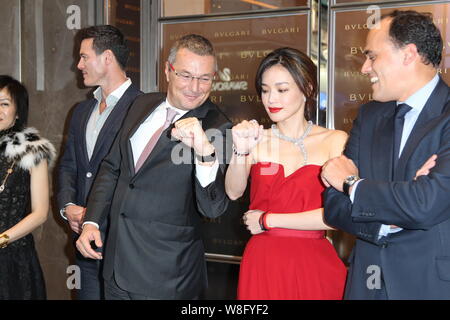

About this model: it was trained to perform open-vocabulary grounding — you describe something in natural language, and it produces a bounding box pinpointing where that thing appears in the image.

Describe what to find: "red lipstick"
[268,107,282,113]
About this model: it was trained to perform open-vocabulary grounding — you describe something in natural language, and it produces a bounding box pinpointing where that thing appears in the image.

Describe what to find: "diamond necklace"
[271,120,313,166]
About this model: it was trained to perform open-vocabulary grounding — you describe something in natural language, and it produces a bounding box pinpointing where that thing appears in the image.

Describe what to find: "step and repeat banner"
[330,0,450,132]
[157,0,450,262]
[160,11,310,260]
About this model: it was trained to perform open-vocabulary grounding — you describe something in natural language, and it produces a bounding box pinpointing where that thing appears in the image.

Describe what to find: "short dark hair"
[383,10,443,67]
[255,47,317,121]
[0,75,29,130]
[168,34,217,71]
[79,25,130,70]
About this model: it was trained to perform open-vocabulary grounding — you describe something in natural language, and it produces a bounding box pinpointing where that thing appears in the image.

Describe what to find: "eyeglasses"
[168,62,215,84]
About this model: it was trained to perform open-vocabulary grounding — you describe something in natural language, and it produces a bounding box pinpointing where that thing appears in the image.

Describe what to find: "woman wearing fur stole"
[0,75,55,299]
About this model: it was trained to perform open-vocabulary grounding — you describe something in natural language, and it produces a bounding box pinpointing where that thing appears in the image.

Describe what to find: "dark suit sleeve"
[351,118,450,230]
[57,108,79,211]
[194,121,232,219]
[324,106,384,245]
[84,128,123,225]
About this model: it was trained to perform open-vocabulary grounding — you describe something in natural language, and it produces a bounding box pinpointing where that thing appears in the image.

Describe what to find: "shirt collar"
[398,73,439,113]
[165,99,189,118]
[93,78,132,106]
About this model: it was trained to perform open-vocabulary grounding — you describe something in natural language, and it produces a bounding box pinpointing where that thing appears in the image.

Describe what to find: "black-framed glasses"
[168,62,215,84]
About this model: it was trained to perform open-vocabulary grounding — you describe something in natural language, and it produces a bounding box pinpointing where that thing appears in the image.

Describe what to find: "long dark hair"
[255,47,317,121]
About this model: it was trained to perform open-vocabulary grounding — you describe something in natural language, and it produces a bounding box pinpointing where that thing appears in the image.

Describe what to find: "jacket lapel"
[90,85,138,165]
[80,99,97,164]
[126,94,166,177]
[395,78,450,179]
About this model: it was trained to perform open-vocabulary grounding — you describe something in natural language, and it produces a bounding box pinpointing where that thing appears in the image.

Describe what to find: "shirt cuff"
[195,157,219,188]
[82,221,100,230]
[378,225,403,240]
[349,179,364,203]
[60,202,76,221]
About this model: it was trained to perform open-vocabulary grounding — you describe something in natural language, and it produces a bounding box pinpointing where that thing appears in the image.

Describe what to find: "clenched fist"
[231,119,264,154]
[171,117,215,157]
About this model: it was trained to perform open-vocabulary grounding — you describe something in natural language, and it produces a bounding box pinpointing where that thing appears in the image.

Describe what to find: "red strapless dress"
[237,162,347,300]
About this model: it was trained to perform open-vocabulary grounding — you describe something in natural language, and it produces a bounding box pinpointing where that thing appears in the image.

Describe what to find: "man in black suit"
[321,10,450,299]
[57,25,142,299]
[76,34,231,299]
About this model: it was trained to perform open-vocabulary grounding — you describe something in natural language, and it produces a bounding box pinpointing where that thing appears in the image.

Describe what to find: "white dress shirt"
[86,78,132,160]
[350,74,440,239]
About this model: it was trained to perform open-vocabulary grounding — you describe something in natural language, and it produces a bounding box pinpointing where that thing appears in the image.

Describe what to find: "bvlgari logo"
[212,68,248,92]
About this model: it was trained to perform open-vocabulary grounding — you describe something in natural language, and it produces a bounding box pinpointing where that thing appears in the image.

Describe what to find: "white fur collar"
[0,127,56,170]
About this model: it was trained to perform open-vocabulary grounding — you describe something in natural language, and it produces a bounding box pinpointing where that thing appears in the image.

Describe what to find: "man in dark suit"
[57,25,142,299]
[76,34,231,299]
[321,10,450,299]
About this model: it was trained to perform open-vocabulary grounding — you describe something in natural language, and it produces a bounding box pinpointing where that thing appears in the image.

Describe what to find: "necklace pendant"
[0,185,4,193]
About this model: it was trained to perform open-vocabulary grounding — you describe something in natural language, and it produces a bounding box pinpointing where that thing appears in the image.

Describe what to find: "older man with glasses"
[76,34,232,300]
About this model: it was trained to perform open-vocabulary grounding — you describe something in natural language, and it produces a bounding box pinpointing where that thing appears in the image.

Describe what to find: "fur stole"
[0,127,56,170]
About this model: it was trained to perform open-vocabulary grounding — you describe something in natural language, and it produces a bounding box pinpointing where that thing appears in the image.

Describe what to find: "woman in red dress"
[225,47,347,300]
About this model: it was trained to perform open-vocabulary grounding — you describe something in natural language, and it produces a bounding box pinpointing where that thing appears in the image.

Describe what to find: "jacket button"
[86,172,93,178]
[129,184,134,189]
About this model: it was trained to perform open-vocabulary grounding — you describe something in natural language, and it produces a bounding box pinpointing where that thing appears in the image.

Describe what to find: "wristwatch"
[195,151,216,163]
[343,175,360,196]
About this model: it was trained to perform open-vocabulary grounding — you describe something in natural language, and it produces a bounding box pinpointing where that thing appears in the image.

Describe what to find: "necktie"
[392,103,412,168]
[99,100,107,114]
[135,108,178,172]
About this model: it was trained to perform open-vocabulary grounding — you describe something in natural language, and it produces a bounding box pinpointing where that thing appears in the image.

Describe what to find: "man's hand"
[321,155,358,192]
[231,119,263,155]
[76,224,103,260]
[242,209,265,235]
[65,205,86,234]
[415,154,437,180]
[172,117,215,161]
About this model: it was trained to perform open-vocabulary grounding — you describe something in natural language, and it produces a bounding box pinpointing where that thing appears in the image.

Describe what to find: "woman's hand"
[243,209,265,235]
[231,120,263,155]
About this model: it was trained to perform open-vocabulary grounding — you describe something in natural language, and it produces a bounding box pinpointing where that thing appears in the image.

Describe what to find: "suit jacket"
[57,84,142,214]
[84,93,232,299]
[324,78,450,299]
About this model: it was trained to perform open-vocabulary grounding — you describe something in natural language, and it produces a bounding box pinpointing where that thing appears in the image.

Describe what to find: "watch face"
[345,175,358,185]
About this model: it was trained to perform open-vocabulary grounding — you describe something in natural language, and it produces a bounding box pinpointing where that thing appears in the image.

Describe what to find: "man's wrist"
[195,144,216,163]
[60,202,76,220]
[343,175,360,196]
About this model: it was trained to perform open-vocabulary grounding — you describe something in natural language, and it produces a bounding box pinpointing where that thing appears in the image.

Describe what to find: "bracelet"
[258,211,271,231]
[262,211,271,230]
[232,144,250,157]
[0,233,10,249]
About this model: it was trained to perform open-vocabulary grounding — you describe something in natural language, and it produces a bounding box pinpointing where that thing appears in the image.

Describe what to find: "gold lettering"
[350,47,365,55]
[210,95,223,103]
[349,93,372,101]
[214,30,250,38]
[240,95,261,103]
[343,71,366,78]
[240,50,271,59]
[343,118,354,125]
[344,24,369,31]
[262,27,300,35]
